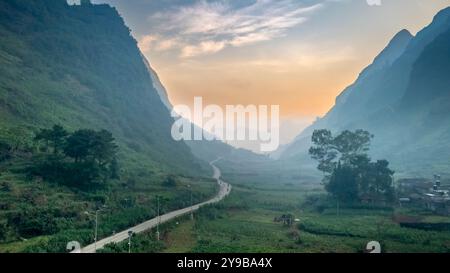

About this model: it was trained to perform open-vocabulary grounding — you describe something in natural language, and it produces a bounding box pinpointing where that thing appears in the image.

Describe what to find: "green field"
[113,159,450,253]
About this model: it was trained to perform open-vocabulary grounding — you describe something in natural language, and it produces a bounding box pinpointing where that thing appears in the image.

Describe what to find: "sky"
[91,0,450,151]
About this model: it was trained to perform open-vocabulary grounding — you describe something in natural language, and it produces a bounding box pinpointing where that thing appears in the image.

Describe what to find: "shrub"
[8,208,59,238]
[162,175,177,188]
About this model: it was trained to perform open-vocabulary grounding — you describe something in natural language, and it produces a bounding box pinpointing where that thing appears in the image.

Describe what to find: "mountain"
[0,0,206,175]
[281,7,450,177]
[146,55,270,163]
[0,0,224,252]
[142,55,172,111]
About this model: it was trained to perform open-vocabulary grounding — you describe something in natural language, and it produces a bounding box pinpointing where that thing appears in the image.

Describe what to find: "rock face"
[281,7,450,176]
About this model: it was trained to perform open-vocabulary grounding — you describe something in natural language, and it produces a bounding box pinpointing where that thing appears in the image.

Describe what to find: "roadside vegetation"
[0,125,216,253]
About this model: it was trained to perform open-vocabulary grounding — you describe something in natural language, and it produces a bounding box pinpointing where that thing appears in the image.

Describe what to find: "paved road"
[77,159,231,253]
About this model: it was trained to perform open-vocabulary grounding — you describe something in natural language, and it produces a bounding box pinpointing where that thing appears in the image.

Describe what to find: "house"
[423,175,450,215]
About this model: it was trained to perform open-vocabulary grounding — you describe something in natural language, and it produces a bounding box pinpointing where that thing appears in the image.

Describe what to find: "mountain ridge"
[280,6,450,176]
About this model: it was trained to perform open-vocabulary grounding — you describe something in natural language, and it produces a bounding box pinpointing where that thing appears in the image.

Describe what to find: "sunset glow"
[94,0,450,144]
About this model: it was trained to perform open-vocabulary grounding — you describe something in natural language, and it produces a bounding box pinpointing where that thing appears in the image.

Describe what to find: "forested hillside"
[0,0,213,252]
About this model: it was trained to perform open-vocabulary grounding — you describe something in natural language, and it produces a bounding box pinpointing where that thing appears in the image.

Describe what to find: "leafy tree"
[64,129,117,165]
[90,130,118,166]
[110,157,120,179]
[309,129,335,174]
[325,162,359,203]
[63,129,96,162]
[360,160,395,202]
[309,129,373,175]
[1,127,35,153]
[28,125,120,189]
[162,175,177,188]
[310,129,394,204]
[35,125,68,154]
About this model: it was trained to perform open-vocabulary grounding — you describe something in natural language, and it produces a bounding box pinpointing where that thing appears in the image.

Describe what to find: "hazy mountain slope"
[0,0,206,175]
[145,56,269,163]
[281,7,450,176]
[280,28,414,159]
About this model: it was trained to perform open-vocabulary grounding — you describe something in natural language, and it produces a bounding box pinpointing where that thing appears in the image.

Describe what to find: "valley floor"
[118,159,450,253]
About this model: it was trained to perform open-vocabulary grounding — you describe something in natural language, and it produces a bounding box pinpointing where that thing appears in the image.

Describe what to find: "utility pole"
[128,230,133,253]
[94,209,98,253]
[84,205,107,253]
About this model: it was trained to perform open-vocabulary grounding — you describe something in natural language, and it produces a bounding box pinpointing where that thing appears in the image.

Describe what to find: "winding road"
[76,159,231,253]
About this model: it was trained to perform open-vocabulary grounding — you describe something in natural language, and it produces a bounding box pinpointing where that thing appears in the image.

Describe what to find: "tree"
[110,157,120,179]
[309,129,373,176]
[309,129,335,174]
[63,129,95,162]
[29,126,120,189]
[62,129,119,185]
[360,160,395,202]
[64,129,117,165]
[325,162,359,203]
[162,175,177,188]
[309,129,395,205]
[90,130,118,166]
[1,127,35,153]
[35,125,68,154]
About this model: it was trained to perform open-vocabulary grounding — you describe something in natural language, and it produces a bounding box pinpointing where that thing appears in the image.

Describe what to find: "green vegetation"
[118,156,449,254]
[310,129,395,204]
[152,170,450,253]
[0,0,217,252]
[27,125,119,190]
[0,0,207,175]
[0,125,216,253]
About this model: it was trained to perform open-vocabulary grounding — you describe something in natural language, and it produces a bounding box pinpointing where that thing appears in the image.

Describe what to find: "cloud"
[155,38,180,51]
[181,40,227,58]
[144,0,325,58]
[138,35,158,54]
[138,35,181,53]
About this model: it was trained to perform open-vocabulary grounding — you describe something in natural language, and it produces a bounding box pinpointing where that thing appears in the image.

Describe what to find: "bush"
[8,208,59,238]
[0,140,12,162]
[24,229,93,253]
[100,232,165,253]
[162,175,177,188]
[0,222,8,241]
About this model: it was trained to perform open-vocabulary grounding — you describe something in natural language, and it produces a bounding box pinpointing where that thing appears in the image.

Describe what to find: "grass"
[151,159,450,253]
[162,220,196,253]
[0,235,50,253]
[67,158,450,253]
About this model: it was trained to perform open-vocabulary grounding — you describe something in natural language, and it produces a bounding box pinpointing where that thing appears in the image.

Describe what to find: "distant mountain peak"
[334,28,413,106]
[393,29,413,39]
[433,6,450,22]
[371,29,413,68]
